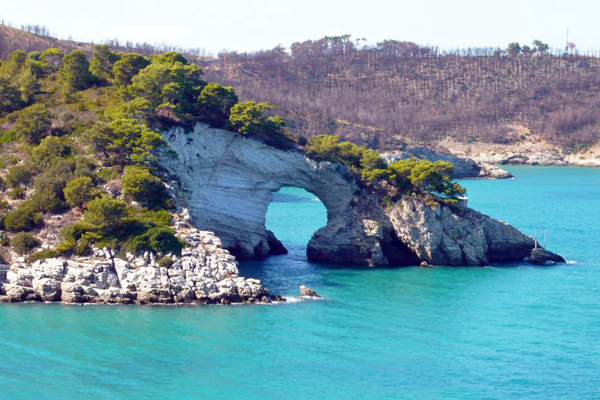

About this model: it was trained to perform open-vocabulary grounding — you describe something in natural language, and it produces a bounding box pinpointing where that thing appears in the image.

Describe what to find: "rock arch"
[159,123,417,265]
[159,123,542,267]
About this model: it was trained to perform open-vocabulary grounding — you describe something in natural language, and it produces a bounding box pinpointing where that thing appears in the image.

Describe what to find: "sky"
[2,0,599,54]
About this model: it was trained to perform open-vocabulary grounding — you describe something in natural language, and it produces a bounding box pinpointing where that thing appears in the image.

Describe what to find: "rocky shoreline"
[0,211,272,305]
[472,149,600,167]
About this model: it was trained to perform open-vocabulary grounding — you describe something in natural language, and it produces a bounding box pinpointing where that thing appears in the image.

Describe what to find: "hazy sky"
[2,0,599,54]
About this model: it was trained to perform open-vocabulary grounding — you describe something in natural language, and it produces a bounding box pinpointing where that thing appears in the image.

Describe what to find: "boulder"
[300,285,321,298]
[528,248,566,265]
[32,278,61,301]
[477,163,514,179]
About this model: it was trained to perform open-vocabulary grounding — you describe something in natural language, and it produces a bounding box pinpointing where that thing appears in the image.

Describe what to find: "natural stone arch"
[159,123,541,267]
[159,123,417,265]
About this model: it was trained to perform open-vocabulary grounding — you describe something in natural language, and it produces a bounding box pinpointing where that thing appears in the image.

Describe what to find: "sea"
[1,166,599,399]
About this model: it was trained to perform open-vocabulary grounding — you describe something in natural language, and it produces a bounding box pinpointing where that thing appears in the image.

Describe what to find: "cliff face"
[159,123,541,267]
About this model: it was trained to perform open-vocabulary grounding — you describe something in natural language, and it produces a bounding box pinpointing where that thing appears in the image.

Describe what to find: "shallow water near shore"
[1,166,600,399]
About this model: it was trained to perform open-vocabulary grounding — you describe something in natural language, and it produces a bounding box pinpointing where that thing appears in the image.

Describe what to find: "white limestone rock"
[159,123,361,259]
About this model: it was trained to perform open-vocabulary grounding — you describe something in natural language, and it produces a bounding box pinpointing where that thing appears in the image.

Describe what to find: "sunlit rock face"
[159,123,540,267]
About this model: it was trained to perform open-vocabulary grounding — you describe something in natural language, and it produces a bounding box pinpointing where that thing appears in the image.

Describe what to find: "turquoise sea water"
[1,166,600,399]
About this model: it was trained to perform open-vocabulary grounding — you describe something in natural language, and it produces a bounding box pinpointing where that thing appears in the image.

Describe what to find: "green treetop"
[197,83,238,128]
[126,57,204,118]
[90,45,120,82]
[58,50,95,99]
[229,101,286,136]
[112,53,150,86]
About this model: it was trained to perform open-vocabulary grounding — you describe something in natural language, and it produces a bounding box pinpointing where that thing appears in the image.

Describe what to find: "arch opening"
[265,186,328,257]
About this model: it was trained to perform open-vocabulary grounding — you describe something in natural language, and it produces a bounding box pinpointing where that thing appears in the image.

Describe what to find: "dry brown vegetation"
[200,38,600,151]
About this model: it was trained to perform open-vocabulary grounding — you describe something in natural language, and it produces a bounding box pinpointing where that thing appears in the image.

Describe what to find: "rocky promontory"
[388,197,535,266]
[160,123,559,267]
[0,211,269,304]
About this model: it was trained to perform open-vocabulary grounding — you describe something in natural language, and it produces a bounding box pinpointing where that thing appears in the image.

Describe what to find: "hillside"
[3,26,599,154]
[200,37,600,152]
[0,24,91,59]
[0,23,210,60]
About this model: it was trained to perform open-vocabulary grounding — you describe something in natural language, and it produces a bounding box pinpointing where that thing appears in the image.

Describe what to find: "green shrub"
[31,174,68,213]
[11,104,51,145]
[122,226,182,256]
[0,129,18,145]
[74,241,93,256]
[133,208,173,228]
[157,256,175,269]
[58,50,95,99]
[143,227,182,255]
[98,165,122,182]
[87,118,164,165]
[197,82,238,127]
[31,157,97,213]
[111,53,150,86]
[28,248,59,262]
[31,136,71,166]
[229,101,285,136]
[11,232,40,255]
[122,166,169,209]
[305,135,467,200]
[83,195,127,231]
[31,241,76,261]
[60,220,97,243]
[40,48,64,72]
[90,45,120,82]
[64,176,96,208]
[55,240,75,255]
[0,201,10,230]
[8,188,24,200]
[127,57,204,118]
[306,135,388,182]
[399,159,467,200]
[0,75,25,116]
[5,164,34,188]
[3,202,43,232]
